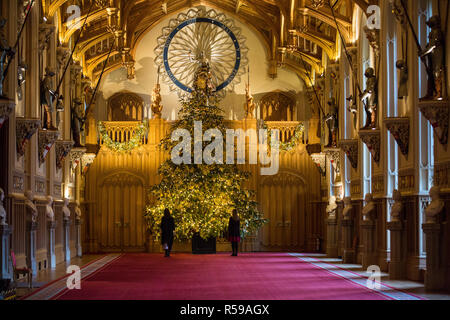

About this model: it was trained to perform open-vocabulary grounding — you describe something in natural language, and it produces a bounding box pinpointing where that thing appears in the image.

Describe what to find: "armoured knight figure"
[17,62,27,100]
[360,67,378,129]
[0,18,15,97]
[244,83,256,119]
[325,97,338,147]
[40,67,57,130]
[151,84,163,119]
[71,98,84,148]
[396,60,408,99]
[419,15,445,100]
[0,188,6,225]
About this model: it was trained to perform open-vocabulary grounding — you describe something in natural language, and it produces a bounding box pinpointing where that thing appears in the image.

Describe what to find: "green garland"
[261,121,305,152]
[98,120,148,153]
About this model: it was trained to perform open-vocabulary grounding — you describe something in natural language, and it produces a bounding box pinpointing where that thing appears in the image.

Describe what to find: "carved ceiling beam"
[86,49,120,79]
[47,0,69,18]
[286,50,324,75]
[236,0,244,13]
[62,9,108,44]
[284,60,313,87]
[291,28,337,61]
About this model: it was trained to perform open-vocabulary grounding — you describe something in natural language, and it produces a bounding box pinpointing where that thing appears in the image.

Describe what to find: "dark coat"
[160,215,175,244]
[228,217,240,238]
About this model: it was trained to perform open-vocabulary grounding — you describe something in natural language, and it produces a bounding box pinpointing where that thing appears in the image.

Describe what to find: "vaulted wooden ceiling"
[41,0,376,86]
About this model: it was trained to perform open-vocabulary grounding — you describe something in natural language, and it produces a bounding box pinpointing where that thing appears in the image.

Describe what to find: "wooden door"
[260,172,307,250]
[99,173,146,252]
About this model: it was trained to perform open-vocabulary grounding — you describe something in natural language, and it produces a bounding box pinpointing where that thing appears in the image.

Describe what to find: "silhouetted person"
[228,209,241,256]
[160,208,175,257]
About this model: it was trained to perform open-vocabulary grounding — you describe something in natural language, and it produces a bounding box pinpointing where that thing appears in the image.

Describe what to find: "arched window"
[259,92,295,121]
[107,92,144,121]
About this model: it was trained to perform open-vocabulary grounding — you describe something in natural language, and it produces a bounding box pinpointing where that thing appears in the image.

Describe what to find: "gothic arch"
[107,91,144,121]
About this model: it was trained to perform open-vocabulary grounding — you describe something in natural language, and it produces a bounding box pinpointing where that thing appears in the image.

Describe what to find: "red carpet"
[51,253,402,300]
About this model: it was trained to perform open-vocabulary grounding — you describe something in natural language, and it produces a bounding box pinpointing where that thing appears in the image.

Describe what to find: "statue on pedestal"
[419,16,445,101]
[191,51,215,97]
[326,196,337,219]
[244,83,256,119]
[151,84,163,119]
[71,98,84,147]
[342,197,353,220]
[45,196,55,222]
[24,190,37,223]
[396,60,408,99]
[62,198,70,222]
[0,188,6,226]
[40,67,57,130]
[362,193,376,221]
[390,189,402,222]
[74,201,81,222]
[0,18,15,98]
[17,62,27,101]
[325,97,338,147]
[425,186,444,223]
[360,67,378,129]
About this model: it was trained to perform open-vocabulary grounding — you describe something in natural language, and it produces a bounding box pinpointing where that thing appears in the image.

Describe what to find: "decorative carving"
[55,141,74,170]
[390,0,407,26]
[56,46,70,70]
[39,23,54,52]
[338,139,358,169]
[399,171,415,192]
[16,118,40,158]
[81,153,97,174]
[310,0,325,9]
[351,180,361,197]
[0,97,15,128]
[70,147,87,169]
[358,129,380,163]
[35,179,45,194]
[13,175,24,192]
[310,153,326,177]
[418,99,449,145]
[384,117,410,155]
[38,129,60,165]
[363,26,380,57]
[425,186,444,223]
[324,148,341,178]
[372,175,384,195]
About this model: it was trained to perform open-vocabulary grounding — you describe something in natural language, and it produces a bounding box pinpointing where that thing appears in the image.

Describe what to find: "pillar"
[361,220,377,269]
[26,222,37,276]
[422,223,444,291]
[47,221,56,269]
[0,225,12,280]
[326,218,338,257]
[341,219,354,263]
[387,221,406,279]
[75,219,82,257]
[63,220,71,262]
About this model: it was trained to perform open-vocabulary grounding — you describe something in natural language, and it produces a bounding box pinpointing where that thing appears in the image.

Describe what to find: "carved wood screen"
[260,92,295,121]
[107,92,144,121]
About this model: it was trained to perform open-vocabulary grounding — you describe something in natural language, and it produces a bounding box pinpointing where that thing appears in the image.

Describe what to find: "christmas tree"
[144,55,267,241]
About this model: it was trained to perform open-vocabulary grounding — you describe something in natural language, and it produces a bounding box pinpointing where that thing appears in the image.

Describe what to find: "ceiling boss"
[154,8,248,98]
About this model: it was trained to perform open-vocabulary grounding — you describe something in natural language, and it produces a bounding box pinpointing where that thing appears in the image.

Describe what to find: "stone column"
[75,219,82,257]
[47,221,57,269]
[387,221,406,279]
[0,225,12,280]
[63,219,71,262]
[326,218,338,257]
[361,220,377,269]
[341,219,354,263]
[26,222,37,276]
[422,223,443,291]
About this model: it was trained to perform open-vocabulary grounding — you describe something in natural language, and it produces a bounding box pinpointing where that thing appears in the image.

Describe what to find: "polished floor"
[16,252,450,300]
